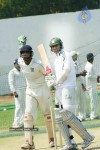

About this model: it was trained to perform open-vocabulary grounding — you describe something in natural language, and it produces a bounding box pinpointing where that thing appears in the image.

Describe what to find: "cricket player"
[70,50,88,121]
[49,37,95,150]
[18,35,27,48]
[8,59,26,128]
[85,53,99,120]
[17,45,54,149]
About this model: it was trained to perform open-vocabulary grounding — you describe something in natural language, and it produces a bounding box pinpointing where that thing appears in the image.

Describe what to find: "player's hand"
[13,92,18,97]
[80,70,87,76]
[82,83,86,91]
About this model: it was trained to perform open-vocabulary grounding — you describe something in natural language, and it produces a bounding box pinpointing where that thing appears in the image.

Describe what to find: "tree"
[0,0,99,19]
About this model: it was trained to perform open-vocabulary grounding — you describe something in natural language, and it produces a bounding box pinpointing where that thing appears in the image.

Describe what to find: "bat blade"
[37,44,51,68]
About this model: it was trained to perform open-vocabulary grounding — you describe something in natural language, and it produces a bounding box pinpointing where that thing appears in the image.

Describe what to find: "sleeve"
[39,61,46,75]
[56,68,71,84]
[8,70,16,92]
[56,53,71,84]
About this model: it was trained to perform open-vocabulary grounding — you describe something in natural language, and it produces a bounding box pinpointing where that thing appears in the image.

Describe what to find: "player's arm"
[56,55,71,84]
[8,71,18,97]
[56,68,71,84]
[76,70,87,77]
[81,83,86,91]
[39,61,46,75]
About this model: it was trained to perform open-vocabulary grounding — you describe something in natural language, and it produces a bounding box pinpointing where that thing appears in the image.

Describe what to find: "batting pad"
[60,109,92,140]
[44,114,54,142]
[24,113,34,145]
[56,118,72,148]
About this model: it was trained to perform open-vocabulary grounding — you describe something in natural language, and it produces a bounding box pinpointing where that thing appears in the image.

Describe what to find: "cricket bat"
[37,44,51,68]
[37,44,62,148]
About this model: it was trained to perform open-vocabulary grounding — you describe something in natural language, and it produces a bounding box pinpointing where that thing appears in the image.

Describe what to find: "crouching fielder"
[17,45,54,149]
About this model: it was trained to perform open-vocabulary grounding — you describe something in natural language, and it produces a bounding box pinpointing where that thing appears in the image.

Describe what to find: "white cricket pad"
[44,114,54,143]
[55,108,72,148]
[60,109,92,140]
[24,113,34,145]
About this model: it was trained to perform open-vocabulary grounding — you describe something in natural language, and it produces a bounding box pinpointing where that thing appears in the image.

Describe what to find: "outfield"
[0,94,100,150]
[0,127,100,150]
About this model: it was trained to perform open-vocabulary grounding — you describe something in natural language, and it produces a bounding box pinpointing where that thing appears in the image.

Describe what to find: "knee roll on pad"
[56,116,72,147]
[24,114,33,121]
[24,114,34,146]
[60,109,74,121]
[24,113,33,128]
[44,114,54,142]
[45,114,52,121]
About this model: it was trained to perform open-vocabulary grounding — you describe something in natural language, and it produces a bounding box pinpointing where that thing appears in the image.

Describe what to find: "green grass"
[0,105,45,130]
[0,109,14,130]
[0,95,100,138]
[0,105,45,138]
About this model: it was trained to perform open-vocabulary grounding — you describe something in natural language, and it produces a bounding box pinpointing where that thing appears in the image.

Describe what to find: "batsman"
[49,37,95,150]
[17,45,54,150]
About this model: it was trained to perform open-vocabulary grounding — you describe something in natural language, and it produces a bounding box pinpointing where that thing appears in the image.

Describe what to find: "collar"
[56,49,64,56]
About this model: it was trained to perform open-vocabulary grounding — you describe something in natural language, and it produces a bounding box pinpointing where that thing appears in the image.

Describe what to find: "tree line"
[0,0,100,19]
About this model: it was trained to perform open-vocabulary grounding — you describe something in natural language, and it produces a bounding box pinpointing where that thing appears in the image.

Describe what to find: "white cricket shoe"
[13,125,24,129]
[77,115,86,121]
[90,115,100,120]
[21,141,35,149]
[49,141,55,147]
[81,135,95,149]
[59,145,78,150]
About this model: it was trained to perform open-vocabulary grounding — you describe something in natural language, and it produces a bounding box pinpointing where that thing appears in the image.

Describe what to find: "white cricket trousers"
[55,87,77,115]
[13,88,26,126]
[25,84,51,122]
[88,86,99,118]
[76,80,87,118]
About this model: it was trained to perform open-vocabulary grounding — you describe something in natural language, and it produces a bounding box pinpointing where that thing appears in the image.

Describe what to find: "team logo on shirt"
[30,68,34,72]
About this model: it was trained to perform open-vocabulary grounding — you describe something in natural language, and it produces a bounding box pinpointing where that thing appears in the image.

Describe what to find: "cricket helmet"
[49,37,63,47]
[18,35,27,48]
[20,45,33,53]
[18,35,27,42]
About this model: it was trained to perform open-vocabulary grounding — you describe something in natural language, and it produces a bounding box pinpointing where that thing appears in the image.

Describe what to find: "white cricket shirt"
[8,67,26,92]
[54,50,76,88]
[18,58,46,88]
[85,61,97,88]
